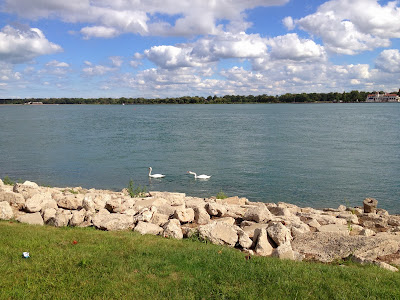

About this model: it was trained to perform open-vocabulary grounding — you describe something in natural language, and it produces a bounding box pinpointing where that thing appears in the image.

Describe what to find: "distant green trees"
[0,90,378,105]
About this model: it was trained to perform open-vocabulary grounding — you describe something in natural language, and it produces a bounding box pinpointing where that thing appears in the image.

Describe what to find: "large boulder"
[42,208,57,224]
[133,207,156,223]
[69,209,86,227]
[105,198,123,213]
[198,222,238,247]
[267,222,292,246]
[298,212,347,226]
[92,213,134,231]
[13,182,40,200]
[150,212,169,226]
[223,205,247,218]
[254,228,274,256]
[163,219,183,239]
[290,219,310,235]
[134,197,168,211]
[82,195,96,212]
[134,221,163,235]
[317,224,350,236]
[150,192,186,206]
[0,191,25,209]
[243,205,272,223]
[337,212,359,224]
[57,194,84,210]
[359,213,388,230]
[174,207,195,223]
[93,193,110,210]
[193,206,211,225]
[292,232,400,263]
[16,212,44,225]
[241,223,269,239]
[24,193,57,213]
[268,206,293,218]
[48,209,73,227]
[205,203,227,217]
[237,228,253,249]
[0,201,14,220]
[272,243,296,260]
[120,198,136,212]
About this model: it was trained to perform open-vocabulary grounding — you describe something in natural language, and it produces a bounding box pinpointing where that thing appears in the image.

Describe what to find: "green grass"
[1,221,400,299]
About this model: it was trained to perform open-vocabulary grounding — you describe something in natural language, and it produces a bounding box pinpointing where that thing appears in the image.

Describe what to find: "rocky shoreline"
[1,179,400,272]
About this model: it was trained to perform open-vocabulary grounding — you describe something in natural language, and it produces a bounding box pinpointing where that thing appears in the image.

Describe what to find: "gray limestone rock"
[243,206,272,223]
[70,209,86,227]
[134,221,163,235]
[267,222,292,246]
[317,224,350,236]
[150,212,169,226]
[205,203,227,217]
[254,228,274,256]
[272,242,295,260]
[57,194,84,210]
[198,222,238,247]
[17,212,44,225]
[92,213,134,231]
[237,228,253,249]
[163,219,183,239]
[193,206,211,225]
[174,207,195,223]
[363,198,378,213]
[0,201,14,220]
[0,191,25,209]
[292,232,400,263]
[13,181,40,200]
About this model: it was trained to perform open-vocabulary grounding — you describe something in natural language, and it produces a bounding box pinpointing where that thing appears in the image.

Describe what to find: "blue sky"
[0,0,399,98]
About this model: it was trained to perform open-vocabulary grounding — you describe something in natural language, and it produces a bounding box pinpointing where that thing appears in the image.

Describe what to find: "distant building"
[366,93,400,103]
[25,102,44,105]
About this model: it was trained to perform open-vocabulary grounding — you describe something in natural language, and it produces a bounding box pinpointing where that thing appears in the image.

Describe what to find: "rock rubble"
[1,179,399,271]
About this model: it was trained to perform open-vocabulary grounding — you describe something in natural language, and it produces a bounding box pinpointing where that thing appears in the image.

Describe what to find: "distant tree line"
[1,90,399,105]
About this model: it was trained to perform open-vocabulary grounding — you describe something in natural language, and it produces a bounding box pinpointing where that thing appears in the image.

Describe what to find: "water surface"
[0,103,399,212]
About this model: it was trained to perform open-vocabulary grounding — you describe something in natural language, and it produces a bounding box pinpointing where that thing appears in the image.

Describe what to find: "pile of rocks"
[1,179,400,271]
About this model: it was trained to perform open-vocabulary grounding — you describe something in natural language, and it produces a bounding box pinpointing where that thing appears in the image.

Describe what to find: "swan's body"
[149,167,165,178]
[188,171,211,179]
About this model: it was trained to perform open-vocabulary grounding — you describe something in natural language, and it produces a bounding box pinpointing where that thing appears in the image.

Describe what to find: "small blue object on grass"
[22,252,30,258]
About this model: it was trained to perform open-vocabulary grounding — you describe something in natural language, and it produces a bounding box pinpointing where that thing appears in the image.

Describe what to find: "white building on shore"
[366,92,400,103]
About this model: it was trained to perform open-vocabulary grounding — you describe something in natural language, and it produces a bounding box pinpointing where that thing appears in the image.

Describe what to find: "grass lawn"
[1,220,399,299]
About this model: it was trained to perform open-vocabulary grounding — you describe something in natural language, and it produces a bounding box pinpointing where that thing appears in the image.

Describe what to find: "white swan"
[149,167,165,178]
[187,171,211,179]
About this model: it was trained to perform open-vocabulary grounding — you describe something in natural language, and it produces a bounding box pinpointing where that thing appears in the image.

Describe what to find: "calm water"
[0,104,399,213]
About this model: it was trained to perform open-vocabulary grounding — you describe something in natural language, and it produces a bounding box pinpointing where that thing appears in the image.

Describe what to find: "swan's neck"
[190,172,197,178]
[149,169,152,176]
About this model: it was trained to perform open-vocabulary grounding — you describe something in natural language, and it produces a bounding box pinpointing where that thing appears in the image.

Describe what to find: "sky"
[0,0,400,99]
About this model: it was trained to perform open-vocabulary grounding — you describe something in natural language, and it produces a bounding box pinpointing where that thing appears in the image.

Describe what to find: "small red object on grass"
[72,240,78,245]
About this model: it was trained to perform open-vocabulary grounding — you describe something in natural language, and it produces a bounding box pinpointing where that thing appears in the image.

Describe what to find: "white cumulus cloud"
[375,49,400,73]
[0,25,62,63]
[294,0,399,55]
[3,0,290,37]
[267,33,326,61]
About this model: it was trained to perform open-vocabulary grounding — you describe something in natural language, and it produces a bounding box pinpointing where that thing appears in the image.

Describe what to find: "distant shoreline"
[2,90,396,105]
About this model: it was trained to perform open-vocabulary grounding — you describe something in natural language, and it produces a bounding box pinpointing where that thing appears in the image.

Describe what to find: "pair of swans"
[148,167,211,179]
